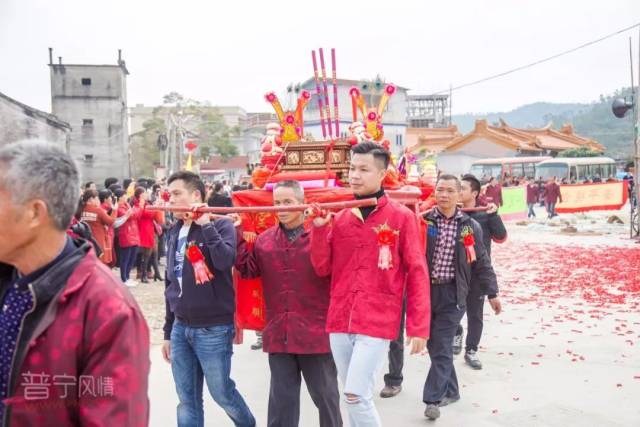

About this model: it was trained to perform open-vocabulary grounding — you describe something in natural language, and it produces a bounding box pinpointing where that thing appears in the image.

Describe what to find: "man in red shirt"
[236,180,341,427]
[310,142,430,426]
[484,177,503,207]
[526,177,539,218]
[544,176,563,219]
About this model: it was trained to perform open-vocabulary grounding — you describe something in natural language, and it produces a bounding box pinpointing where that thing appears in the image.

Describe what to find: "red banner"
[557,181,628,213]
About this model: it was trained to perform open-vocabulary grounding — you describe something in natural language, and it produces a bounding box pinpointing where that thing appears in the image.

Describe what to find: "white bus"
[469,157,551,182]
[534,157,617,183]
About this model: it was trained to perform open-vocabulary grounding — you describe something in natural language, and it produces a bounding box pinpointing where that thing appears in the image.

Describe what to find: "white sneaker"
[125,279,138,288]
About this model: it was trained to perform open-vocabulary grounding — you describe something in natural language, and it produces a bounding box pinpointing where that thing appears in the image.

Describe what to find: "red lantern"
[184,140,198,152]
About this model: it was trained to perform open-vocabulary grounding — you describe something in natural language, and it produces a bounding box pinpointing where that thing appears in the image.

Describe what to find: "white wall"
[0,96,69,149]
[298,82,408,157]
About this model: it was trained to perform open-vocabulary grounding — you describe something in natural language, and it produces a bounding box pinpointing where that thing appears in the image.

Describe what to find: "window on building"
[84,154,94,162]
[81,78,92,86]
[83,119,93,126]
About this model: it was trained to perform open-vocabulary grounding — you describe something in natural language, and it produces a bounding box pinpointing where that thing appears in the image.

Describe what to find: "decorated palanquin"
[233,49,434,335]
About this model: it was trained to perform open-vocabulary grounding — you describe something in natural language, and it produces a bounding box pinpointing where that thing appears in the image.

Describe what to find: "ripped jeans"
[329,333,390,427]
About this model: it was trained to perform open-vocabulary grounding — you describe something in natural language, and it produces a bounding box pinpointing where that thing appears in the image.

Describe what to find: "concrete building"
[0,91,70,149]
[49,48,130,184]
[407,94,451,128]
[297,77,409,157]
[199,155,250,183]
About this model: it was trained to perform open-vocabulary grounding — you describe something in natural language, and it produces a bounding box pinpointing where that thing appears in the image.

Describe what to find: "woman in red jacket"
[80,189,117,265]
[133,187,160,283]
[116,190,141,286]
[99,189,117,267]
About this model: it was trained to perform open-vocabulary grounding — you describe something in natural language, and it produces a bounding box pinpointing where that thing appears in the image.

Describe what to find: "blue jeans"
[119,246,138,282]
[546,202,557,218]
[330,333,390,427]
[527,203,536,218]
[170,321,255,427]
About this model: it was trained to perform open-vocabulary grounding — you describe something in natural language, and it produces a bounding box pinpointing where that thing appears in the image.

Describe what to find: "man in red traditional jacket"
[310,142,430,426]
[543,176,563,219]
[484,177,503,207]
[0,140,149,426]
[236,180,341,427]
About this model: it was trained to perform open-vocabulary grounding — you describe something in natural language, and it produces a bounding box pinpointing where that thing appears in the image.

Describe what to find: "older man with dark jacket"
[0,141,149,427]
[422,174,499,421]
[236,180,341,427]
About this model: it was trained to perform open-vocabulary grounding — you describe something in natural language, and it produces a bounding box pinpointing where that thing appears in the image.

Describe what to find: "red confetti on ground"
[616,383,623,387]
[493,244,640,308]
[531,362,540,366]
[513,397,520,401]
[492,409,498,414]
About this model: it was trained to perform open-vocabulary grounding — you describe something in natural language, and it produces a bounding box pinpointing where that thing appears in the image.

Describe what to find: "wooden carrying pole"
[145,198,377,214]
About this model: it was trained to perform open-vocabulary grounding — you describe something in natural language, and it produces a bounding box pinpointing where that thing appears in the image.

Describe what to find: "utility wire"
[429,22,640,95]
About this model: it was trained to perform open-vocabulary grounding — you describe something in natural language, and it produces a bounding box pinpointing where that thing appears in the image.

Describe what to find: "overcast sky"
[1,0,639,115]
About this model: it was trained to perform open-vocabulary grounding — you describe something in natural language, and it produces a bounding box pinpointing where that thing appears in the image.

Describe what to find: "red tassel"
[186,243,214,285]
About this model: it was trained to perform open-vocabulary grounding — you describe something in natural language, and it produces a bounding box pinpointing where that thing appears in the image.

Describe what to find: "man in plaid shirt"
[421,174,497,421]
[431,208,464,283]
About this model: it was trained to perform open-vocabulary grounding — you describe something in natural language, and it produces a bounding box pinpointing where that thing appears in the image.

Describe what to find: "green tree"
[130,117,166,177]
[548,87,635,158]
[558,147,601,158]
[131,93,240,174]
[197,109,239,161]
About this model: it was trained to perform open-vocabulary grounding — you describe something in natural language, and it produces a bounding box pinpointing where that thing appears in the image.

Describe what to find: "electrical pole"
[634,29,640,237]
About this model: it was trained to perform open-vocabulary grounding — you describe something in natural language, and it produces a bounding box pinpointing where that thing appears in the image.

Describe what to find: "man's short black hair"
[84,181,94,189]
[436,173,462,191]
[168,171,206,202]
[462,174,481,197]
[351,142,390,169]
[104,177,118,189]
[98,189,112,204]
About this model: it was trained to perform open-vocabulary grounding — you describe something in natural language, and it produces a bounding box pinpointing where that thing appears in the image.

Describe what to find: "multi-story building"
[49,48,130,184]
[295,77,409,157]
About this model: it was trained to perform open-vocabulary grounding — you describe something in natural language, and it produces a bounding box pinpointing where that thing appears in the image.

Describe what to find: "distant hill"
[452,88,635,159]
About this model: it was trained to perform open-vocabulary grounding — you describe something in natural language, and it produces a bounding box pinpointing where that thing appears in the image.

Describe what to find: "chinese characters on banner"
[557,181,628,213]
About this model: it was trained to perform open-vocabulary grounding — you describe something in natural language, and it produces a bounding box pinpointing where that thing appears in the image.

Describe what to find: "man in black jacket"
[161,171,255,427]
[207,182,233,208]
[422,174,499,421]
[453,174,505,369]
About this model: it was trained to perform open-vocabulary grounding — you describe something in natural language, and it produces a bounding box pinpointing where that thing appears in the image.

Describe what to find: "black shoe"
[250,338,262,350]
[140,276,149,284]
[439,395,460,407]
[453,329,463,355]
[153,274,163,282]
[424,404,440,420]
[379,385,402,398]
[464,350,483,370]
